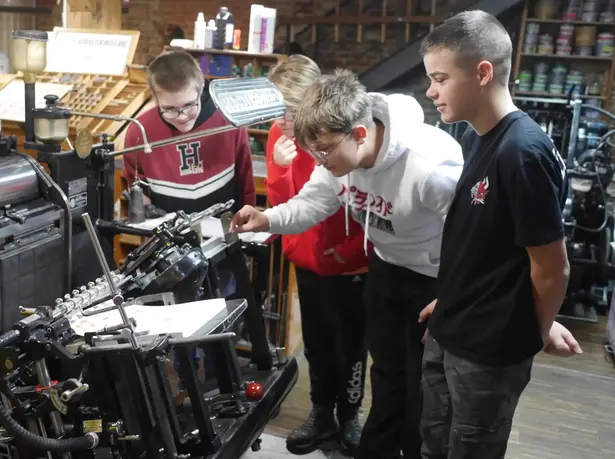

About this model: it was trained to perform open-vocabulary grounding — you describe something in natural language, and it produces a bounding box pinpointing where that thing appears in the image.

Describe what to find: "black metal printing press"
[0,30,297,458]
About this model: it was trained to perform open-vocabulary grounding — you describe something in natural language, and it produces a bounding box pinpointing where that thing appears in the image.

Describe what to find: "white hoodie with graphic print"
[263,93,464,278]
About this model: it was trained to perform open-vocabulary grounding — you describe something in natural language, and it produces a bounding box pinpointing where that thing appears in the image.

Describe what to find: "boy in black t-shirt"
[418,10,583,459]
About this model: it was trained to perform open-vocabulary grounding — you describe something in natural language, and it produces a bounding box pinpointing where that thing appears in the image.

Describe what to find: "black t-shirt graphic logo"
[470,177,490,205]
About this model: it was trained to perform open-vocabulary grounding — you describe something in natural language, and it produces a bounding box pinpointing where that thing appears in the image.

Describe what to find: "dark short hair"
[147,50,204,94]
[420,10,512,87]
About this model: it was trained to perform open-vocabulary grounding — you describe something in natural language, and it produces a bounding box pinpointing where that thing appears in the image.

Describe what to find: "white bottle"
[193,12,206,49]
[204,20,216,49]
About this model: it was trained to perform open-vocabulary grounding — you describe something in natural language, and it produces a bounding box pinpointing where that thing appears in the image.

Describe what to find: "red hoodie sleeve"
[265,125,296,206]
[121,124,147,187]
[235,128,256,207]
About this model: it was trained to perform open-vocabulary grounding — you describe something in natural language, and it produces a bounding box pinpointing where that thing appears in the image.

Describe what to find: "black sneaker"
[338,412,362,456]
[286,406,338,455]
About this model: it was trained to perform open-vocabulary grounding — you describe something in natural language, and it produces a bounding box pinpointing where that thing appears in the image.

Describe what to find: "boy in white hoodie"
[231,69,464,459]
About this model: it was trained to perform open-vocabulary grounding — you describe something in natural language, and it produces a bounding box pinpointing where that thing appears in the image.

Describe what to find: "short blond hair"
[268,55,321,112]
[294,69,372,151]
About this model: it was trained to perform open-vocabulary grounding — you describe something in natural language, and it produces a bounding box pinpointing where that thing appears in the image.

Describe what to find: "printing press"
[0,30,298,458]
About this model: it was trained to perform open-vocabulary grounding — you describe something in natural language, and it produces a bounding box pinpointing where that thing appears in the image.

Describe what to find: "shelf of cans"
[526,0,615,57]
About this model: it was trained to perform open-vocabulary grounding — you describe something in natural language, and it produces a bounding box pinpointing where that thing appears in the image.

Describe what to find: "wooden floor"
[265,317,615,458]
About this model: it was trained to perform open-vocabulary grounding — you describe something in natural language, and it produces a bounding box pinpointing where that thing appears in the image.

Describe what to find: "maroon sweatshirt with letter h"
[122,92,256,214]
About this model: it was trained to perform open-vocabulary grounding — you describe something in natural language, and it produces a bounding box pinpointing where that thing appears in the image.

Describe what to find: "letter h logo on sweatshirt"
[177,142,204,175]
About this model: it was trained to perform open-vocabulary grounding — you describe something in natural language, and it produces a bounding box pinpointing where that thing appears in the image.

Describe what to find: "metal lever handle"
[81,213,138,349]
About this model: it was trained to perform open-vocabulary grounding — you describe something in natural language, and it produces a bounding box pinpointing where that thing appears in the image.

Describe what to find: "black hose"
[0,331,19,349]
[0,402,97,453]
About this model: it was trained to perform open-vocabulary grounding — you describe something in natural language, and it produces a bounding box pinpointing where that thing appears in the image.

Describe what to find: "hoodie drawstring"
[364,198,370,256]
[344,175,349,237]
[343,175,370,256]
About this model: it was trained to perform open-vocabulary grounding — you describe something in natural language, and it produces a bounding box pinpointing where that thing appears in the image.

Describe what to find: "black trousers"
[420,337,533,459]
[295,266,368,419]
[357,254,437,459]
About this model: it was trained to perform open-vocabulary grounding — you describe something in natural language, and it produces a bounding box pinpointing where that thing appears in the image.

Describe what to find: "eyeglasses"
[282,110,295,122]
[308,132,351,162]
[160,99,200,120]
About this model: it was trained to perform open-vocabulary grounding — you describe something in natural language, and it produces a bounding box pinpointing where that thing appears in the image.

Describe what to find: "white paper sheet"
[45,29,134,76]
[200,216,273,244]
[123,213,272,245]
[0,79,73,122]
[69,298,227,338]
[126,212,176,230]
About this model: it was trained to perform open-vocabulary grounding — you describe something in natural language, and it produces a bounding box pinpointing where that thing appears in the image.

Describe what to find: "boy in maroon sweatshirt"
[121,50,255,389]
[122,50,255,215]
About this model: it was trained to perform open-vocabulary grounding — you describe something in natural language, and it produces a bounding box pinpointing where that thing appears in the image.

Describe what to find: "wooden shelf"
[516,91,606,100]
[521,53,613,61]
[525,18,615,27]
[278,14,442,26]
[0,6,52,14]
[248,129,269,136]
[166,47,284,61]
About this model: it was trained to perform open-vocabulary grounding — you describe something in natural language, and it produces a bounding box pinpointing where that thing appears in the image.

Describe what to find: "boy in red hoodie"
[267,55,371,455]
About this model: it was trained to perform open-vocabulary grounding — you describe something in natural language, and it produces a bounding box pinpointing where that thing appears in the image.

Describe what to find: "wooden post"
[357,0,364,43]
[65,0,123,30]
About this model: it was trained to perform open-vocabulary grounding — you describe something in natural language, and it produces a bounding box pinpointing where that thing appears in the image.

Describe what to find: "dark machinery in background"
[0,29,298,458]
[512,95,615,321]
[561,100,615,318]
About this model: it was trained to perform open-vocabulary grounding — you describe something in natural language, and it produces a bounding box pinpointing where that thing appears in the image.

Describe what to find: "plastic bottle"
[193,12,206,49]
[204,20,216,49]
[215,6,234,49]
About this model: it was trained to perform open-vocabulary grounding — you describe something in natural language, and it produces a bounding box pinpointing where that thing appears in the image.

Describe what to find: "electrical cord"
[0,401,98,453]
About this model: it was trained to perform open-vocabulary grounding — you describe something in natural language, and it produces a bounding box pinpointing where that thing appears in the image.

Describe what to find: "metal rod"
[24,82,36,143]
[567,100,583,167]
[82,213,138,349]
[579,104,615,122]
[71,111,152,153]
[82,213,117,295]
[513,96,570,104]
[78,332,236,354]
[108,124,237,157]
[34,359,73,459]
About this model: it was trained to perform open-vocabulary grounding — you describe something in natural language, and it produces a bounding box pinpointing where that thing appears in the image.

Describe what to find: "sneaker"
[338,412,362,456]
[286,406,338,455]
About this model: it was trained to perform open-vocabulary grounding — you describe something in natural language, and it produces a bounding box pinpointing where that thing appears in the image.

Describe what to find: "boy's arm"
[265,127,296,206]
[235,128,256,207]
[264,166,341,234]
[420,158,463,218]
[504,151,570,344]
